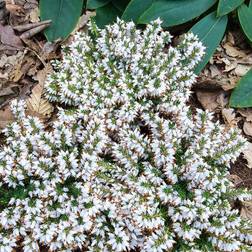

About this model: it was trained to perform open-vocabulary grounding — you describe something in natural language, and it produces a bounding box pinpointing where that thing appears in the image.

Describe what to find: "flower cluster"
[0,19,252,251]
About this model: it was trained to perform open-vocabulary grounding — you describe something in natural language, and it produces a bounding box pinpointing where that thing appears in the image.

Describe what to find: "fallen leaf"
[209,65,221,77]
[243,121,252,136]
[41,41,59,60]
[222,76,240,91]
[237,55,252,64]
[0,105,15,129]
[5,2,24,17]
[226,32,235,45]
[222,108,238,127]
[241,201,252,220]
[243,142,252,169]
[0,84,18,97]
[26,66,54,119]
[0,24,23,49]
[238,109,252,122]
[0,51,25,82]
[223,42,246,58]
[196,90,228,111]
[234,64,251,77]
[221,57,231,66]
[29,6,39,22]
[0,0,9,23]
[228,174,243,186]
[223,60,237,72]
[0,51,23,68]
[72,11,95,34]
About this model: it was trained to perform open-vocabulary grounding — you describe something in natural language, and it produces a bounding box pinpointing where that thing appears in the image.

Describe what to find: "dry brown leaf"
[223,60,237,72]
[8,50,29,82]
[0,51,23,68]
[209,65,221,77]
[234,64,251,77]
[0,24,23,49]
[0,51,25,83]
[228,174,243,186]
[223,42,246,58]
[5,2,24,17]
[241,201,252,220]
[222,108,238,127]
[0,0,8,22]
[237,55,252,65]
[242,142,252,169]
[196,90,228,111]
[0,84,18,97]
[41,41,60,61]
[26,67,53,119]
[221,57,231,66]
[196,78,240,91]
[198,28,252,99]
[0,50,41,83]
[223,79,238,91]
[29,6,39,23]
[226,32,235,45]
[0,105,15,129]
[72,11,95,34]
[64,12,95,45]
[238,109,252,122]
[243,121,252,136]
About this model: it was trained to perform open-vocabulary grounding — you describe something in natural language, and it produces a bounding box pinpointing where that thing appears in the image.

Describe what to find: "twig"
[20,23,51,39]
[13,20,51,32]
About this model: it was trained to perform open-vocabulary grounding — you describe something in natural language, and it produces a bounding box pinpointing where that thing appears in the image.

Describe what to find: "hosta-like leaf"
[138,0,216,27]
[95,2,121,28]
[87,0,110,9]
[190,12,228,74]
[230,68,252,108]
[217,0,244,16]
[238,4,252,42]
[112,0,130,12]
[40,0,83,41]
[122,0,154,22]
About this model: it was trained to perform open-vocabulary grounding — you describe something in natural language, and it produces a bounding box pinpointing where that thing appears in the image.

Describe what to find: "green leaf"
[217,0,244,16]
[40,0,83,42]
[112,0,130,12]
[95,2,121,28]
[238,4,252,42]
[249,0,252,9]
[138,0,216,27]
[190,12,228,74]
[87,0,110,9]
[230,68,252,108]
[122,0,154,22]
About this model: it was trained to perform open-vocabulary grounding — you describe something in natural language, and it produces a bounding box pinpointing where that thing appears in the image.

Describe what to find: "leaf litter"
[195,27,252,222]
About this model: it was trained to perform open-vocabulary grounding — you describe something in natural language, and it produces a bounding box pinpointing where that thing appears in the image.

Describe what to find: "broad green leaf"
[230,68,252,108]
[190,12,228,74]
[138,0,216,27]
[87,0,110,9]
[95,2,121,28]
[238,4,252,42]
[40,0,83,41]
[112,0,130,12]
[217,0,244,16]
[249,0,252,9]
[122,0,154,22]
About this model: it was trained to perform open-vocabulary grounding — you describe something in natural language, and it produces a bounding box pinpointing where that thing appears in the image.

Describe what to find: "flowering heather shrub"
[0,19,252,252]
